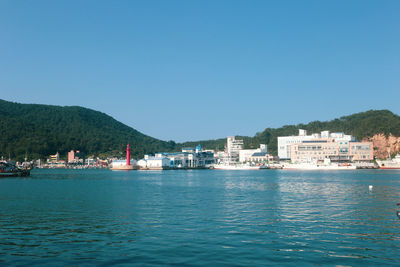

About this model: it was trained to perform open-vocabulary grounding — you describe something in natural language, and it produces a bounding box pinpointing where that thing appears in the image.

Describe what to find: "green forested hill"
[0,99,177,160]
[183,110,400,155]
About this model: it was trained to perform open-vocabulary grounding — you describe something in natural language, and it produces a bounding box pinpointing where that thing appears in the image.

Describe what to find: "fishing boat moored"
[0,161,31,177]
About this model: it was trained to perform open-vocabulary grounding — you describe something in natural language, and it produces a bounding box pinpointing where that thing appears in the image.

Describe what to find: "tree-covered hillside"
[182,110,400,155]
[0,99,177,160]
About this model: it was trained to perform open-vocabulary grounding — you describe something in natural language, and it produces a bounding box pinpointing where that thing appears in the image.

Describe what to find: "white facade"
[225,136,244,163]
[165,151,215,168]
[137,159,147,168]
[239,144,268,162]
[249,152,269,162]
[239,149,257,162]
[111,159,137,168]
[140,146,215,169]
[278,131,313,160]
[147,157,170,169]
[278,129,357,160]
[138,157,170,169]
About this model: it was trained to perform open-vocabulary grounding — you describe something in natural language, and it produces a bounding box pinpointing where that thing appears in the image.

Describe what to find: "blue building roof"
[252,152,267,157]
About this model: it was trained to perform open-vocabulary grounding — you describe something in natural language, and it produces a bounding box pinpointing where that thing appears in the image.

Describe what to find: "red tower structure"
[126,144,131,166]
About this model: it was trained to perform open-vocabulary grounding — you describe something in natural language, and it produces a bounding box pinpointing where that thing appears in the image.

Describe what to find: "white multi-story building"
[225,136,244,163]
[278,130,313,160]
[215,137,271,164]
[278,129,369,162]
[278,129,356,160]
[290,139,373,163]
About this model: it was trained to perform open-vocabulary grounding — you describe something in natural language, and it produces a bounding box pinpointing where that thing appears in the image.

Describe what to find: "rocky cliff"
[363,134,400,159]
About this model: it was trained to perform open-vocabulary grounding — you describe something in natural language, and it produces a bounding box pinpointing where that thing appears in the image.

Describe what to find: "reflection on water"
[0,169,399,265]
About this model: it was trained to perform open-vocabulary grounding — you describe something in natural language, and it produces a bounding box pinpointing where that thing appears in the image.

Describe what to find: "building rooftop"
[252,152,267,157]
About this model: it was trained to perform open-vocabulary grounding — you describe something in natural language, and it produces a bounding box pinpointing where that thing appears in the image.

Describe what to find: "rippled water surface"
[1,169,400,266]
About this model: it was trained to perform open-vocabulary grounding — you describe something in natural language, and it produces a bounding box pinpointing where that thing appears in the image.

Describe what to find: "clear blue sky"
[1,0,399,142]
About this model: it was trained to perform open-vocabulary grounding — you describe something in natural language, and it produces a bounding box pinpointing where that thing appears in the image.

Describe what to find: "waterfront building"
[68,150,75,163]
[215,137,274,166]
[278,129,356,160]
[215,137,273,165]
[111,159,137,169]
[45,153,65,168]
[139,145,215,169]
[84,158,108,168]
[286,132,373,163]
[239,144,268,162]
[67,150,82,164]
[138,156,170,170]
[249,152,269,162]
[278,130,313,160]
[224,136,244,163]
[48,152,60,163]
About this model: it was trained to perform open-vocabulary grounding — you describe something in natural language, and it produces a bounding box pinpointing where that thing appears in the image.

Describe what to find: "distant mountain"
[182,110,400,155]
[0,99,177,160]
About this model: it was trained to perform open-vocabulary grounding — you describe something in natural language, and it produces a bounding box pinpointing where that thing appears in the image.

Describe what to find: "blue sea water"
[0,169,400,266]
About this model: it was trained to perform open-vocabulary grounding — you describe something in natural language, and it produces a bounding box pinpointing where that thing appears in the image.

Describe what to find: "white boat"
[282,163,356,170]
[282,158,356,170]
[213,163,268,170]
[376,154,400,169]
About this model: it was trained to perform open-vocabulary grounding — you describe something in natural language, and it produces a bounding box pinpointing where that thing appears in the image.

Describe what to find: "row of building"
[112,145,216,170]
[47,150,84,164]
[216,136,277,164]
[41,150,108,168]
[131,130,374,169]
[42,129,374,169]
[115,138,276,170]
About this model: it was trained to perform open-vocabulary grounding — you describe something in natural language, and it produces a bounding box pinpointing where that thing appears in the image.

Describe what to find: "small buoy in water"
[397,211,400,219]
[369,185,373,191]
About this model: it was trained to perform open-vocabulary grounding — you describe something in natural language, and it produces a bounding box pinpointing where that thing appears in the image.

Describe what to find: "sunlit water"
[1,169,400,266]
